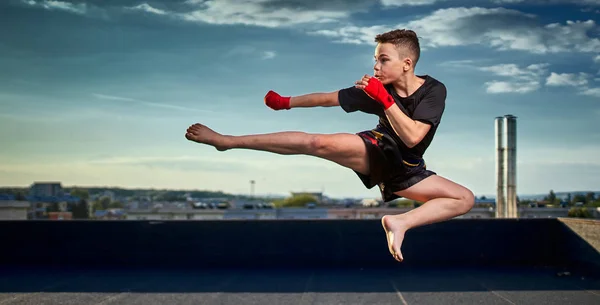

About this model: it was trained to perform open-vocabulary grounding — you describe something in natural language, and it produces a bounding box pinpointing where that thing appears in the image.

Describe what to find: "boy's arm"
[265,86,384,115]
[290,92,340,108]
[264,90,339,110]
[358,75,446,148]
[383,107,432,149]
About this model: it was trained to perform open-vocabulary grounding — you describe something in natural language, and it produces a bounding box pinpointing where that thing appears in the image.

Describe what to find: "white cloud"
[380,0,445,6]
[493,0,600,5]
[22,0,87,14]
[220,45,277,60]
[483,80,540,93]
[460,64,600,96]
[478,63,549,94]
[571,0,600,4]
[182,2,348,28]
[580,8,600,13]
[20,2,600,55]
[261,51,277,60]
[126,3,167,15]
[92,93,137,102]
[311,7,600,55]
[21,0,359,28]
[92,93,215,113]
[407,8,600,53]
[479,63,549,79]
[581,87,600,97]
[546,72,590,86]
[310,25,392,44]
[594,55,600,63]
[491,0,525,3]
[440,59,478,67]
[544,72,600,97]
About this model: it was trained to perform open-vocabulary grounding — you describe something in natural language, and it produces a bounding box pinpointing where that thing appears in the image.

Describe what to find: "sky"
[0,0,599,199]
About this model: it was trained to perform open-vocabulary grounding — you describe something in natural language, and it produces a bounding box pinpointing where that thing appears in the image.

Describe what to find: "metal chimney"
[495,117,505,218]
[504,115,517,218]
[495,115,517,218]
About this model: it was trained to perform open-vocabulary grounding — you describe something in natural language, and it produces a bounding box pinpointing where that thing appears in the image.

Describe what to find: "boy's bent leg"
[381,175,475,262]
[185,123,370,175]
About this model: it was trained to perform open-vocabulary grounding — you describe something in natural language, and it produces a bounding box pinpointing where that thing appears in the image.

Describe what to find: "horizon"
[2,182,598,200]
[1,0,599,199]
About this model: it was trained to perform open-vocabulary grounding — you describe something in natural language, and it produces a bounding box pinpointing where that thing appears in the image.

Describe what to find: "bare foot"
[185,123,230,151]
[381,215,408,262]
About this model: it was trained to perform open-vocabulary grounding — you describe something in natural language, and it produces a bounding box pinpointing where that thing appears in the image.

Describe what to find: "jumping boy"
[185,29,475,262]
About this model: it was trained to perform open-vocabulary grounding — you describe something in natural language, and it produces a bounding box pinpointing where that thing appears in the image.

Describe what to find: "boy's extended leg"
[185,123,370,175]
[382,175,475,262]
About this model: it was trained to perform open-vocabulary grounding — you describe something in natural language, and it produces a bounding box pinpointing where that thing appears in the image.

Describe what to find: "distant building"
[0,201,31,220]
[0,194,16,201]
[475,198,496,207]
[30,182,63,197]
[94,209,125,220]
[47,212,72,220]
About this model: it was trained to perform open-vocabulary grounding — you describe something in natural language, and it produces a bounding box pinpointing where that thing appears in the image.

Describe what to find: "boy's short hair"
[374,29,420,68]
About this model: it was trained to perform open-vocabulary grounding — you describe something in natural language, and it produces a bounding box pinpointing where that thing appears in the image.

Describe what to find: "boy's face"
[373,42,412,84]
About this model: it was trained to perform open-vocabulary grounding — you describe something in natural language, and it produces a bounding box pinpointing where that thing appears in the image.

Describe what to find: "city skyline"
[1,0,599,198]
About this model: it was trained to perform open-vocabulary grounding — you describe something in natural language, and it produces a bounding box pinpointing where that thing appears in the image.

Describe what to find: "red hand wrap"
[264,90,290,110]
[363,77,395,110]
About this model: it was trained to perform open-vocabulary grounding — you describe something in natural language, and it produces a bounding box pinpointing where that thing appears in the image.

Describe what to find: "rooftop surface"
[1,218,598,304]
[1,265,598,304]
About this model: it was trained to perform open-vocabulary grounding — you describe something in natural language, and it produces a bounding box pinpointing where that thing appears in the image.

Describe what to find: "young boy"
[185,29,475,262]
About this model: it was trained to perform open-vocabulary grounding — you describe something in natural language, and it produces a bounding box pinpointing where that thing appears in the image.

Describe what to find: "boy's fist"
[356,75,395,110]
[264,90,290,110]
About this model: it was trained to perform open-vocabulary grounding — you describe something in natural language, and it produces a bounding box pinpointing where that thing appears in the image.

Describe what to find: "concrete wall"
[119,207,599,222]
[0,208,28,220]
[0,201,30,220]
[1,218,598,272]
[122,207,501,221]
[558,217,600,271]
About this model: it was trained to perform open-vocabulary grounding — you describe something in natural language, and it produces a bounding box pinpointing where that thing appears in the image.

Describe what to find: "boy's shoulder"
[417,75,447,103]
[420,75,446,92]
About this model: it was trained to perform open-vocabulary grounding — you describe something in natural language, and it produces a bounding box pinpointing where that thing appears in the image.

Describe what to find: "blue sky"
[1,0,599,199]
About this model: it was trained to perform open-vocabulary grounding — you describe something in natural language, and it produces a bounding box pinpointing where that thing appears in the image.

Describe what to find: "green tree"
[572,194,587,204]
[519,199,532,207]
[587,200,600,208]
[98,196,111,210]
[92,201,104,212]
[585,192,596,203]
[568,207,591,218]
[387,199,414,208]
[108,201,124,209]
[92,197,111,212]
[404,200,418,207]
[546,190,556,204]
[273,194,318,208]
[71,200,89,219]
[70,189,89,200]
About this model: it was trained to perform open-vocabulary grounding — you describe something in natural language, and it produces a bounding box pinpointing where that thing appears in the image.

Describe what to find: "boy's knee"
[309,135,330,154]
[458,188,475,214]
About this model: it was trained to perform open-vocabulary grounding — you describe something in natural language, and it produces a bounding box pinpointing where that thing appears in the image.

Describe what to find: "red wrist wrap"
[264,90,290,110]
[363,78,394,110]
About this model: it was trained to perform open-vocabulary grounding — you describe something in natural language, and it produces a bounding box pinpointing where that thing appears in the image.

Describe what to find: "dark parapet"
[0,218,597,272]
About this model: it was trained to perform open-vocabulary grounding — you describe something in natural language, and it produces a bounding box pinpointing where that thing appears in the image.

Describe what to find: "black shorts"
[354,127,436,202]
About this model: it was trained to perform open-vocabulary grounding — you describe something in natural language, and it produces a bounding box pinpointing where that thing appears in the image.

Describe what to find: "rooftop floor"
[1,218,598,304]
[1,265,598,305]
